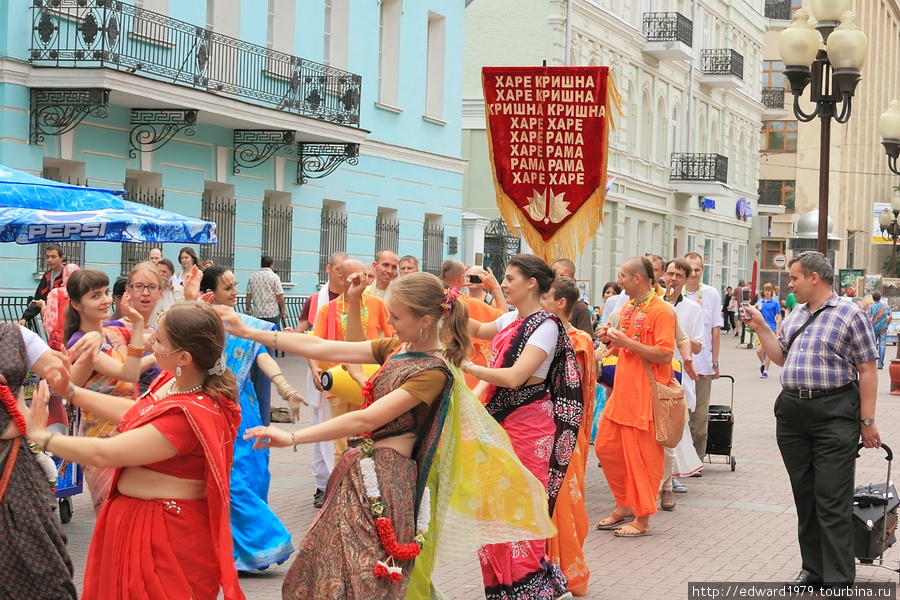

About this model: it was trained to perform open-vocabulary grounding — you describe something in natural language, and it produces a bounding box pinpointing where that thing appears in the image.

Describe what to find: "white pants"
[306,369,333,490]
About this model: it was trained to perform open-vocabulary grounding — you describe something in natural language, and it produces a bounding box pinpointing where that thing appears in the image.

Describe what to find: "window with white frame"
[425,12,446,121]
[737,243,748,284]
[720,240,732,288]
[323,0,348,70]
[687,233,696,254]
[378,0,402,107]
[703,238,713,285]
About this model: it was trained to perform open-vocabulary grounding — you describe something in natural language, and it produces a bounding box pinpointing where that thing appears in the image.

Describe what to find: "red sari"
[81,375,245,600]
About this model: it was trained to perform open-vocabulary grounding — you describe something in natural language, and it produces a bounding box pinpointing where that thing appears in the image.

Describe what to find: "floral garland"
[0,384,58,487]
[359,438,430,582]
[339,295,369,338]
[618,290,655,357]
[358,381,431,582]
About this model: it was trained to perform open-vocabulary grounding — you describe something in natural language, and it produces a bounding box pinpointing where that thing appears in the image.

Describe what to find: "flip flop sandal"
[596,510,635,530]
[614,522,653,538]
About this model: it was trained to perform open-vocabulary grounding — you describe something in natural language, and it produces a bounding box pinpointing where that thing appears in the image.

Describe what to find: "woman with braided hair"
[27,302,245,600]
[222,271,556,600]
[0,322,76,599]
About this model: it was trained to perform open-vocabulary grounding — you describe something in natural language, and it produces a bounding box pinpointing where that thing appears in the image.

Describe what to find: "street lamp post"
[878,196,900,384]
[779,2,868,257]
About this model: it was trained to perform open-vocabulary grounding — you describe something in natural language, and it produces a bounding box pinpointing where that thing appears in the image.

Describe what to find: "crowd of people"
[0,244,884,599]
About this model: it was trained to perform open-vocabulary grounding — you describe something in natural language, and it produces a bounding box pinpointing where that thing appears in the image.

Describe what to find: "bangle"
[279,386,296,400]
[271,372,284,380]
[712,361,719,367]
[291,430,298,452]
[40,432,59,453]
[126,344,144,358]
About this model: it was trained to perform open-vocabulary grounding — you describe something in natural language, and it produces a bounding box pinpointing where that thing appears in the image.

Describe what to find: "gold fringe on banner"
[484,72,624,264]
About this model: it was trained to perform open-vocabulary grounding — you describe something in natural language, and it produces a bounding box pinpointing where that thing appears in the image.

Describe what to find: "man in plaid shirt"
[246,256,287,356]
[743,251,880,587]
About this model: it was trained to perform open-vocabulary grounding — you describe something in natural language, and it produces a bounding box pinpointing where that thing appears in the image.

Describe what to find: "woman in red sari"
[464,254,581,600]
[27,302,245,600]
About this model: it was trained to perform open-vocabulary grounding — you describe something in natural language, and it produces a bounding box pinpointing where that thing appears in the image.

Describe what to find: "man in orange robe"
[542,275,596,594]
[595,257,675,538]
[312,258,393,464]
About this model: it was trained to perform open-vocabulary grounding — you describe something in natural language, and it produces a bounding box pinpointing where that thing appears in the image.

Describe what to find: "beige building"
[463,0,770,302]
[759,0,900,290]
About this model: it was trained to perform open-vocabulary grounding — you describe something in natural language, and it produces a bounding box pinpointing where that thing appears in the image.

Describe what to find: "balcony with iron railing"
[642,13,693,62]
[670,153,730,196]
[30,1,362,127]
[761,87,789,118]
[757,181,791,214]
[764,0,792,21]
[700,49,743,89]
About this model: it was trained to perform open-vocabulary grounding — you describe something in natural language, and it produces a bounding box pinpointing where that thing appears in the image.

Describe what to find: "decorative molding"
[233,129,295,174]
[297,143,359,184]
[359,139,468,174]
[29,88,110,144]
[129,108,198,158]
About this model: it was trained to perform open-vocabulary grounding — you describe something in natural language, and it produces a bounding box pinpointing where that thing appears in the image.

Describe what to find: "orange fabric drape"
[547,329,596,595]
[460,294,505,389]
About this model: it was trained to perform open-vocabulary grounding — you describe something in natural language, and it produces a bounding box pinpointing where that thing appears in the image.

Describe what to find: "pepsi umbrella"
[0,164,216,244]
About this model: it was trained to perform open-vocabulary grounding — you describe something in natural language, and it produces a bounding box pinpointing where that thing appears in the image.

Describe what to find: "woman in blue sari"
[202,266,302,571]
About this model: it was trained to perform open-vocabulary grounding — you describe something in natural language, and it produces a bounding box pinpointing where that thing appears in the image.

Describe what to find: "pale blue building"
[0,0,465,297]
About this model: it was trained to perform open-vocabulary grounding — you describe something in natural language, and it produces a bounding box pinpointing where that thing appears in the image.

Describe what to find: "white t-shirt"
[20,326,51,366]
[673,297,705,411]
[494,311,558,379]
[682,284,723,375]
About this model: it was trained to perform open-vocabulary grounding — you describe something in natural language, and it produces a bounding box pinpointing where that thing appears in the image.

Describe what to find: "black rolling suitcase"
[853,443,898,564]
[705,375,736,471]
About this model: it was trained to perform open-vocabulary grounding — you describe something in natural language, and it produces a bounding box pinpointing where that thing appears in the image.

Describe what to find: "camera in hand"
[469,275,482,284]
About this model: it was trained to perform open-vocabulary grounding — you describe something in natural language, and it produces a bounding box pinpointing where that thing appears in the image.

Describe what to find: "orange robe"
[595,295,675,518]
[313,293,394,461]
[459,293,505,389]
[547,328,596,596]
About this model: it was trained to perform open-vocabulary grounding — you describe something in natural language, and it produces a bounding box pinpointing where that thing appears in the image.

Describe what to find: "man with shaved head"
[595,257,676,538]
[309,257,393,506]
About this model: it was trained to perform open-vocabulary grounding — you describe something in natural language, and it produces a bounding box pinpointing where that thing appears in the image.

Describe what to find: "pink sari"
[479,311,581,600]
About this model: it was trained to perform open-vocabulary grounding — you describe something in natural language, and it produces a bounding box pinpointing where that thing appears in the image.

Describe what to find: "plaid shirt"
[778,292,877,390]
[246,267,284,319]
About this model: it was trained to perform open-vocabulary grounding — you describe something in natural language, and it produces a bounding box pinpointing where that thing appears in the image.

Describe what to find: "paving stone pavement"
[61,338,900,598]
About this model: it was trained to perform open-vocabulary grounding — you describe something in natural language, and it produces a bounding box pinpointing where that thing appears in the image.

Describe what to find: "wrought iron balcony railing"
[670,153,728,184]
[700,49,743,80]
[764,0,791,20]
[761,87,786,110]
[643,13,693,47]
[758,181,794,210]
[30,0,361,126]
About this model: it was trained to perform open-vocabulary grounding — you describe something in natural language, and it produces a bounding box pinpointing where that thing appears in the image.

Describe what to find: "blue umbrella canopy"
[0,164,217,245]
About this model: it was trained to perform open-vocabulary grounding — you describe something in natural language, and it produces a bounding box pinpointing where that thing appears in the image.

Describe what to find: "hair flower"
[441,287,462,315]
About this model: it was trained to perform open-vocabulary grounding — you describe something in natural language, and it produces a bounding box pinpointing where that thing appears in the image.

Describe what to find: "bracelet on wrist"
[40,431,59,453]
[126,344,144,358]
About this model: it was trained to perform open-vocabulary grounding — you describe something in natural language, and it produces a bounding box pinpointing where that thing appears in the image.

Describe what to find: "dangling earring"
[419,328,428,342]
[176,365,182,378]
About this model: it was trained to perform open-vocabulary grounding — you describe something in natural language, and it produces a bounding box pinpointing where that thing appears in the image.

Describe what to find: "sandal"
[596,510,634,530]
[614,522,652,538]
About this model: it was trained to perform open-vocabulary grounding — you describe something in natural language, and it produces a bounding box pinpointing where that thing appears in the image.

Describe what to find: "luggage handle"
[856,443,893,462]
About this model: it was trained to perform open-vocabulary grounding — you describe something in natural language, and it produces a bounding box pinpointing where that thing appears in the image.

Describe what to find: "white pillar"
[461,212,490,266]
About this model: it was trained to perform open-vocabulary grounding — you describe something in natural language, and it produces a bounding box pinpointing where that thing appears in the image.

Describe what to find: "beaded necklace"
[339,294,369,338]
[618,289,655,356]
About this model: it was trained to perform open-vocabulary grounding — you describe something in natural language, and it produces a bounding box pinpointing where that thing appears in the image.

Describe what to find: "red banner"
[482,66,618,262]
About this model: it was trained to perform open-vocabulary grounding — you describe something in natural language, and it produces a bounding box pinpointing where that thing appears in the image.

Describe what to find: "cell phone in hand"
[740,288,752,320]
[468,275,482,284]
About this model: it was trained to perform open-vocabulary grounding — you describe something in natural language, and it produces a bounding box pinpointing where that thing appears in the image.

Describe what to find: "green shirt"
[785,293,796,311]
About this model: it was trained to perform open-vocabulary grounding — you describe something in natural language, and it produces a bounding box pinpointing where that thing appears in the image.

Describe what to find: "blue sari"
[226,313,294,571]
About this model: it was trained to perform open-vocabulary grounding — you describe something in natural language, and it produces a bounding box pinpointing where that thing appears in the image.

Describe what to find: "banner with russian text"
[482,66,620,262]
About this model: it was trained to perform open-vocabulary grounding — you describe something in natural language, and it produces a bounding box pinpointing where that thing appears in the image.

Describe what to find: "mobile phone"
[469,275,482,284]
[741,287,751,306]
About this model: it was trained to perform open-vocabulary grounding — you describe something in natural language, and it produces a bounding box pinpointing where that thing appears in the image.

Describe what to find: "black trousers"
[775,387,860,584]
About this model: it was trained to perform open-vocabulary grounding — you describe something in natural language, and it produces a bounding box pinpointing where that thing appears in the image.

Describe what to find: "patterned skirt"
[282,446,417,600]
[0,438,77,600]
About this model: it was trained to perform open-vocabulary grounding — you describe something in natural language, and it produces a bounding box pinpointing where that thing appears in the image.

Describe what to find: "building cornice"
[360,139,468,175]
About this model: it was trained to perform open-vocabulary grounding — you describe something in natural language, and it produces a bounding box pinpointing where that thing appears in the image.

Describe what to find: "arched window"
[670,105,679,155]
[640,89,652,158]
[656,97,667,163]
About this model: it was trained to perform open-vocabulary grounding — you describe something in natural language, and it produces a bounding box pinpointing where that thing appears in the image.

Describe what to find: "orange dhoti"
[595,416,665,517]
[546,328,596,595]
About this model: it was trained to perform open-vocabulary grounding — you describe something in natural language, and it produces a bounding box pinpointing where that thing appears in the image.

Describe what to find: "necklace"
[339,294,369,338]
[619,290,656,356]
[167,381,202,396]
